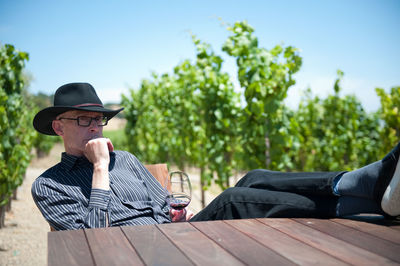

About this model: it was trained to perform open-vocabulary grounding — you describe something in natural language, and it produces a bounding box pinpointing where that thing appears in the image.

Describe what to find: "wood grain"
[225,219,347,266]
[84,227,143,266]
[48,218,400,266]
[296,218,400,263]
[48,229,94,266]
[158,222,244,265]
[121,224,193,265]
[192,220,295,265]
[259,218,397,266]
[331,218,400,244]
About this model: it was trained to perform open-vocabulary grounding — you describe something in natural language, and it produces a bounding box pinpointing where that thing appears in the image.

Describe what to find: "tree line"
[121,21,399,207]
[0,44,57,228]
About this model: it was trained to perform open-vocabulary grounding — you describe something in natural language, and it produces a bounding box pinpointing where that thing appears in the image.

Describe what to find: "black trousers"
[191,169,345,221]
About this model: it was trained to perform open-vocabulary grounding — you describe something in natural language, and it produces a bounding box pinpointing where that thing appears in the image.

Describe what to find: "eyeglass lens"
[78,116,108,126]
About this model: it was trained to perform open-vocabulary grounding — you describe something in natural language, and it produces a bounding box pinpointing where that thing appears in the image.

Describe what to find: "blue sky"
[1,0,399,112]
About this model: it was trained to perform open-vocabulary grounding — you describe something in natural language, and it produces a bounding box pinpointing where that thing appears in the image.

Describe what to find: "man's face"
[52,110,106,156]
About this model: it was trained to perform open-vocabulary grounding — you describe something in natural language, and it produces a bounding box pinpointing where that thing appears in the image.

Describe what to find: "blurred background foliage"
[1,20,399,210]
[0,44,59,226]
[121,21,399,206]
[0,43,34,227]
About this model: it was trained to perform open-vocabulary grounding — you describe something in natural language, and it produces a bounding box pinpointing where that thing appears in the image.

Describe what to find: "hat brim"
[33,105,124,135]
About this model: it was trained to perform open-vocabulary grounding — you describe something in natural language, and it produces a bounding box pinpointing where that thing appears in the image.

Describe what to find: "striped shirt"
[31,151,171,231]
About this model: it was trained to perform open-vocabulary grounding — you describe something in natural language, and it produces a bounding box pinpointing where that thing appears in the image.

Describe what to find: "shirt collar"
[60,152,116,171]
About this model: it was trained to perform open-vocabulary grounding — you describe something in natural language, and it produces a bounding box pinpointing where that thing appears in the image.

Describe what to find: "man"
[32,82,400,231]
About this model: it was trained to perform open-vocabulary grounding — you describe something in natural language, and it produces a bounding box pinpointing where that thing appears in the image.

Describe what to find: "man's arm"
[31,177,111,230]
[31,138,114,230]
[84,138,114,190]
[84,138,113,227]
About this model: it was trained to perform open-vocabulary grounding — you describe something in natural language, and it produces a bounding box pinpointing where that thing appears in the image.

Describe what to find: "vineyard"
[121,21,400,206]
[1,20,399,219]
[0,44,57,228]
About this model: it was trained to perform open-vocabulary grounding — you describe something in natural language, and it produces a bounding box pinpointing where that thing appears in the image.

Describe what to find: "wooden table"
[48,218,400,265]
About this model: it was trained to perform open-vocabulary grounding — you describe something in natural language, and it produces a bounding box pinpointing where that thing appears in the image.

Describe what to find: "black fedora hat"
[33,82,124,135]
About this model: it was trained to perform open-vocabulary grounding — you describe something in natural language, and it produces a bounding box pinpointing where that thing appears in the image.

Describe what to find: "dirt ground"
[0,134,234,265]
[0,165,56,265]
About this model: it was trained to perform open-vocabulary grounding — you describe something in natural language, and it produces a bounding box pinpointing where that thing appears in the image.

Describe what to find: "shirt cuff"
[89,189,111,210]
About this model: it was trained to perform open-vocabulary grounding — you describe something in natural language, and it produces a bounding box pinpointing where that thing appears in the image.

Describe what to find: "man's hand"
[170,208,194,222]
[84,138,114,190]
[84,138,114,167]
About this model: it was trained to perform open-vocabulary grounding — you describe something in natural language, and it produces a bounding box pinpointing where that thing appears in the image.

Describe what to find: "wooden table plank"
[48,229,94,266]
[331,218,400,244]
[121,224,193,265]
[192,220,295,265]
[259,218,397,266]
[157,222,244,265]
[225,219,348,266]
[339,214,400,231]
[296,218,400,263]
[84,227,144,266]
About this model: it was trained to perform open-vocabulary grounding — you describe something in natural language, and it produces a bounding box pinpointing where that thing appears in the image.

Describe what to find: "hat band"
[73,103,103,107]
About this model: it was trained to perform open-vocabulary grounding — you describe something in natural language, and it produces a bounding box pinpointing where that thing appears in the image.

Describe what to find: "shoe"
[381,156,400,216]
[374,142,400,216]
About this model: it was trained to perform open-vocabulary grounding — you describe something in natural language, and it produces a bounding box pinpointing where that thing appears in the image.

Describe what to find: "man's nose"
[88,120,100,131]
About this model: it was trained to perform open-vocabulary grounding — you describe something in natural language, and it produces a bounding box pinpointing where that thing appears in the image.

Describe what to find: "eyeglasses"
[57,116,108,127]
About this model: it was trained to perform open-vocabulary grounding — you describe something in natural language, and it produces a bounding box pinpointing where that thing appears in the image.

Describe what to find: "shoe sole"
[381,157,400,216]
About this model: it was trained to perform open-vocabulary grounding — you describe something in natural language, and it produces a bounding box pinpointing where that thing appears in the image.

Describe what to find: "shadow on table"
[342,213,400,228]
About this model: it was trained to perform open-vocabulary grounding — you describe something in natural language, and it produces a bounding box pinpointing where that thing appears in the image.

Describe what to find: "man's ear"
[52,120,64,136]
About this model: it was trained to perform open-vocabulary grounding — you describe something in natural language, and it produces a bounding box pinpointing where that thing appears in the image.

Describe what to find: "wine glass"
[165,171,192,210]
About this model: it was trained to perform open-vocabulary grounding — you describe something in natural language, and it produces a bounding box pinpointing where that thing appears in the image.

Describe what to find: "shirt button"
[103,197,108,201]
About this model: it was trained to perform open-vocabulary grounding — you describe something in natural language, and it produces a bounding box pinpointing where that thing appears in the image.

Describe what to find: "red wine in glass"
[167,193,191,210]
[166,171,192,211]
